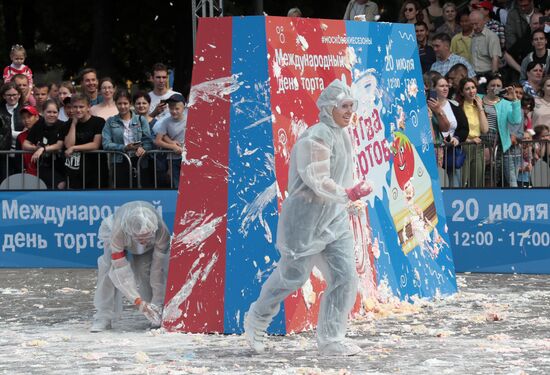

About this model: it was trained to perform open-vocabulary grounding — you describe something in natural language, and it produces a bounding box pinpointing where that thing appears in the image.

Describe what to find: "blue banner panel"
[225,16,284,334]
[444,189,550,274]
[1,191,177,268]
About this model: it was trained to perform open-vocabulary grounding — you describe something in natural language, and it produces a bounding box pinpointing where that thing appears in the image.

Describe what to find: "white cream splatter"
[239,182,277,243]
[188,74,242,108]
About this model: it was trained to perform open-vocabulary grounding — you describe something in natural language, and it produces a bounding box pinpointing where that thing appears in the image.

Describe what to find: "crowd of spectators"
[1,1,550,190]
[339,0,550,187]
[0,54,187,190]
[409,0,550,187]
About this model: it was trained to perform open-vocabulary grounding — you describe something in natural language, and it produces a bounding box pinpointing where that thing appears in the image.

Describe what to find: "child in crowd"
[152,93,187,188]
[33,83,49,113]
[517,130,534,188]
[521,95,535,136]
[15,106,40,176]
[3,45,33,88]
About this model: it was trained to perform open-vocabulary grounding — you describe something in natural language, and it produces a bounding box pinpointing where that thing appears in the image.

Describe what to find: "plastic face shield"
[335,98,358,112]
[135,232,154,245]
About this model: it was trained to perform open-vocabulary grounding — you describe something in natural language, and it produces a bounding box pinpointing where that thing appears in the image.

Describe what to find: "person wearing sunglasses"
[399,0,423,24]
[244,79,373,357]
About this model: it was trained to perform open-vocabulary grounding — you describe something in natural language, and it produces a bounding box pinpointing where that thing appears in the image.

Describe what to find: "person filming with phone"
[102,89,153,188]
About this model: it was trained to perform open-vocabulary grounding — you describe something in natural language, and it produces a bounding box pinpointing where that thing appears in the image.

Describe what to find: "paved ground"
[1,269,549,374]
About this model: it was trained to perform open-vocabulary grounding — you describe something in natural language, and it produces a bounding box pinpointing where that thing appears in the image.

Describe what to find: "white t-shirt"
[441,101,457,138]
[152,109,187,159]
[148,89,182,121]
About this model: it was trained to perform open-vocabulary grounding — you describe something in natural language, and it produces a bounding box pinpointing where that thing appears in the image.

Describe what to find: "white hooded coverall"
[93,201,171,321]
[247,79,359,348]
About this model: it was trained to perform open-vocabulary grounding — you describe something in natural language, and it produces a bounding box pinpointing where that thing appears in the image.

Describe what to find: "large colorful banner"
[163,16,457,335]
[445,189,550,273]
[0,191,176,268]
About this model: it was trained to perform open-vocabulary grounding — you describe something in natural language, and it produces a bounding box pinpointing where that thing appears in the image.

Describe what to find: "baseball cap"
[165,93,185,103]
[474,1,493,11]
[20,105,39,116]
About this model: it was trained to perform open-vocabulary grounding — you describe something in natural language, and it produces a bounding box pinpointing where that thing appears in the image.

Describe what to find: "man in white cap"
[244,79,373,356]
[91,201,171,332]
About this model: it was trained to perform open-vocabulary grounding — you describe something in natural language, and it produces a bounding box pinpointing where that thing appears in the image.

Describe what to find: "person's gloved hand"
[135,298,162,326]
[345,180,373,201]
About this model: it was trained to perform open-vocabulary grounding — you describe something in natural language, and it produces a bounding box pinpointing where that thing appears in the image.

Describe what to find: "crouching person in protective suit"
[91,201,171,332]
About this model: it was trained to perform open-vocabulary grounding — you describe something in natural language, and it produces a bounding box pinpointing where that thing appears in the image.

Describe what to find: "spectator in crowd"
[435,2,462,38]
[0,82,24,149]
[22,100,66,189]
[451,11,474,64]
[3,45,33,88]
[91,77,118,120]
[152,93,187,188]
[287,7,303,17]
[522,61,544,96]
[424,0,444,31]
[493,0,510,25]
[507,81,526,101]
[0,82,24,176]
[481,73,522,186]
[458,77,489,187]
[91,201,170,332]
[446,63,471,99]
[133,91,156,130]
[416,22,436,73]
[58,81,76,121]
[80,68,103,106]
[506,0,537,65]
[470,10,502,78]
[48,82,59,101]
[425,71,450,168]
[430,74,469,187]
[517,129,534,187]
[64,94,106,189]
[133,91,170,188]
[33,82,49,114]
[474,1,506,49]
[148,63,181,121]
[399,0,424,24]
[533,123,550,162]
[520,30,550,80]
[0,94,11,183]
[532,75,550,127]
[102,89,153,189]
[474,0,522,82]
[15,106,39,176]
[343,0,379,21]
[431,33,477,77]
[520,94,535,134]
[529,11,544,32]
[13,74,36,107]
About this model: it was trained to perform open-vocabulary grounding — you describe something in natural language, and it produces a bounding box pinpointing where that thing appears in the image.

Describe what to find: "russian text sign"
[164,16,457,334]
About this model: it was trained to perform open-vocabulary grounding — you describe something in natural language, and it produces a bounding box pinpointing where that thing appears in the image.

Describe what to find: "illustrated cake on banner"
[162,16,457,334]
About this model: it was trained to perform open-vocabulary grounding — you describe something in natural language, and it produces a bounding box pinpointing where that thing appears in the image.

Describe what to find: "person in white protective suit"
[90,201,171,332]
[244,79,373,356]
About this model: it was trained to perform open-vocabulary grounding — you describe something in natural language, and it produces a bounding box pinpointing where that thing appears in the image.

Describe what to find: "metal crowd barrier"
[435,140,550,188]
[2,142,548,190]
[0,150,133,190]
[136,150,180,189]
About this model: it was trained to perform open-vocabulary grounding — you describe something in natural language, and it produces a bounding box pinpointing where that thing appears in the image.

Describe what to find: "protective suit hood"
[316,79,355,128]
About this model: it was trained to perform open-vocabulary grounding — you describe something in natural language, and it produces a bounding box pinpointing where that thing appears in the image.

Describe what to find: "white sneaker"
[243,314,266,353]
[90,319,112,332]
[319,341,362,356]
